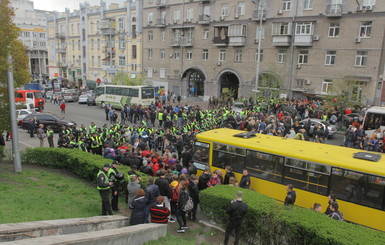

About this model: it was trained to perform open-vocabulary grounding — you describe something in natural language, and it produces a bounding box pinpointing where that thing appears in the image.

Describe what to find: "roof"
[196,128,385,176]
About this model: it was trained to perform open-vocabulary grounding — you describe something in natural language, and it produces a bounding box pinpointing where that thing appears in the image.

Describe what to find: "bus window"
[330,168,385,210]
[129,88,139,97]
[212,143,245,173]
[142,87,155,99]
[96,87,105,97]
[193,141,210,170]
[283,159,329,195]
[245,150,283,183]
[106,87,116,95]
[121,88,129,96]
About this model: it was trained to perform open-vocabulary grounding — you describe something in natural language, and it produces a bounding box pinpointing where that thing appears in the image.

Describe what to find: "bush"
[22,148,149,189]
[200,185,385,245]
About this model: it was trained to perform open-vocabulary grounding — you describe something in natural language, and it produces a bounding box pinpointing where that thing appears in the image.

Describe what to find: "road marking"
[19,141,34,148]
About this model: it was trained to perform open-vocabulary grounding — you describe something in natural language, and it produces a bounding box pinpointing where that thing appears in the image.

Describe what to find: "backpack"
[171,186,180,202]
[183,197,194,212]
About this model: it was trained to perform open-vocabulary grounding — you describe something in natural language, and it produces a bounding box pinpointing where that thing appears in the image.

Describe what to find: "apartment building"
[11,0,51,80]
[142,0,385,105]
[47,0,143,88]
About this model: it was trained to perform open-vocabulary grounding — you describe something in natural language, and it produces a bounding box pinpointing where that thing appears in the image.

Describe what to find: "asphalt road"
[11,100,344,150]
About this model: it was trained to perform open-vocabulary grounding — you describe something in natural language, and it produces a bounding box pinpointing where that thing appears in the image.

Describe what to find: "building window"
[304,0,313,9]
[148,31,154,41]
[203,28,209,39]
[91,39,94,49]
[119,36,125,49]
[97,39,100,49]
[119,56,126,67]
[160,49,166,60]
[132,63,137,71]
[255,49,263,62]
[278,50,287,63]
[321,80,333,94]
[298,50,308,64]
[202,49,208,61]
[91,56,95,66]
[219,50,226,61]
[272,22,290,35]
[174,9,181,21]
[221,4,229,17]
[186,50,193,60]
[160,31,166,41]
[78,40,80,50]
[132,45,137,59]
[71,24,74,34]
[187,8,193,21]
[256,26,265,39]
[360,21,372,38]
[235,49,243,62]
[325,51,336,65]
[363,0,376,7]
[296,22,313,35]
[237,2,245,16]
[160,68,166,78]
[78,55,81,65]
[98,56,101,66]
[148,49,153,59]
[148,12,154,23]
[118,17,125,30]
[228,25,247,36]
[283,0,291,11]
[328,23,340,37]
[355,51,368,67]
[72,40,75,50]
[174,50,180,60]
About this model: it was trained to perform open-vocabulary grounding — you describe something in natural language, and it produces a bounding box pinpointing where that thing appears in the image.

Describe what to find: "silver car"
[78,94,89,104]
[299,118,338,137]
[231,102,246,113]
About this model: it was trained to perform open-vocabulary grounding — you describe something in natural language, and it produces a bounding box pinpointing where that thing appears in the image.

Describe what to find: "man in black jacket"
[188,174,199,221]
[198,167,211,191]
[223,166,235,185]
[239,169,251,189]
[284,184,296,205]
[224,191,248,245]
[145,177,160,223]
[155,170,173,221]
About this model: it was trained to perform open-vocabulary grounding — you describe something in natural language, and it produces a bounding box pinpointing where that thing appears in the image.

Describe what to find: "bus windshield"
[96,87,105,97]
[34,92,43,99]
[142,87,155,99]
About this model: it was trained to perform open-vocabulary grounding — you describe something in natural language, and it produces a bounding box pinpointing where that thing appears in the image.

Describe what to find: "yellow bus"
[194,128,385,231]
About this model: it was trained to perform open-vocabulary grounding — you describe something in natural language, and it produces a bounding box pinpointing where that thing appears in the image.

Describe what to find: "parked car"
[63,90,80,102]
[16,109,36,126]
[78,94,89,104]
[22,113,76,132]
[16,102,35,111]
[87,95,96,106]
[231,102,246,113]
[299,118,338,137]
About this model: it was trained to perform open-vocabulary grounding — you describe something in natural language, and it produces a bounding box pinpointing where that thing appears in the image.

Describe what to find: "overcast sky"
[32,0,126,12]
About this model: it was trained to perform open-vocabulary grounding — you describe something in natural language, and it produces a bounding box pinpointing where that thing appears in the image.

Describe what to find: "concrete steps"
[0,216,166,245]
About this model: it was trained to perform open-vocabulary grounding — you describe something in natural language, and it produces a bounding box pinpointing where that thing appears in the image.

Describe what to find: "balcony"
[229,36,246,46]
[212,37,229,46]
[272,35,291,46]
[171,38,181,47]
[156,0,167,8]
[182,37,193,47]
[198,15,211,24]
[156,18,166,27]
[326,4,342,17]
[294,35,313,46]
[103,47,116,54]
[55,33,66,39]
[252,9,266,21]
[99,19,116,35]
[56,45,67,53]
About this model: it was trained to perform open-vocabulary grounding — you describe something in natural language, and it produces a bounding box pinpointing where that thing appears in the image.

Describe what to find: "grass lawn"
[0,161,101,224]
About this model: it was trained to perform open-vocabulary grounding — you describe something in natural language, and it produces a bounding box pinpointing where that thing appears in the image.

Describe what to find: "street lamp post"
[253,0,264,95]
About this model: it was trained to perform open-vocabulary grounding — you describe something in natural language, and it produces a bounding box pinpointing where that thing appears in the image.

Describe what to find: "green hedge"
[21,148,149,188]
[200,185,385,245]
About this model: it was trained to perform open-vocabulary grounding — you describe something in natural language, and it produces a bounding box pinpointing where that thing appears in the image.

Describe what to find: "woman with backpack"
[176,180,191,233]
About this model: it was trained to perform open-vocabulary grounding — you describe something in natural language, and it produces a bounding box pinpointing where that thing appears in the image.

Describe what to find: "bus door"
[193,141,211,174]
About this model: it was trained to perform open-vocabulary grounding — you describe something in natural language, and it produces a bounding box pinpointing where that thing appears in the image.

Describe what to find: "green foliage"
[0,164,100,223]
[112,72,144,86]
[200,185,385,245]
[0,0,30,132]
[21,148,149,188]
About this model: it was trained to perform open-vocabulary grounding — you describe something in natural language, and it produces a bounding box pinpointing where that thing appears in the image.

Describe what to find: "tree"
[0,0,30,133]
[112,72,144,86]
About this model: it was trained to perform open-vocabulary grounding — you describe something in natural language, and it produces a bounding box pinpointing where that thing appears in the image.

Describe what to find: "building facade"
[46,0,143,88]
[142,0,385,105]
[12,0,51,80]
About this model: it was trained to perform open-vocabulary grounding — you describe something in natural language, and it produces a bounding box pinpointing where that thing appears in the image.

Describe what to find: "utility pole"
[253,0,264,95]
[7,55,22,173]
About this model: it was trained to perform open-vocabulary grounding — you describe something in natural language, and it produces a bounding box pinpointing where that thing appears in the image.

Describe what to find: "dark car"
[87,95,96,106]
[22,113,76,132]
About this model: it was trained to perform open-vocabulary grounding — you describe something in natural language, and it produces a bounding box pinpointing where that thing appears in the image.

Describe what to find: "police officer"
[97,163,113,215]
[46,126,54,148]
[78,137,88,152]
[108,161,123,212]
[224,191,248,245]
